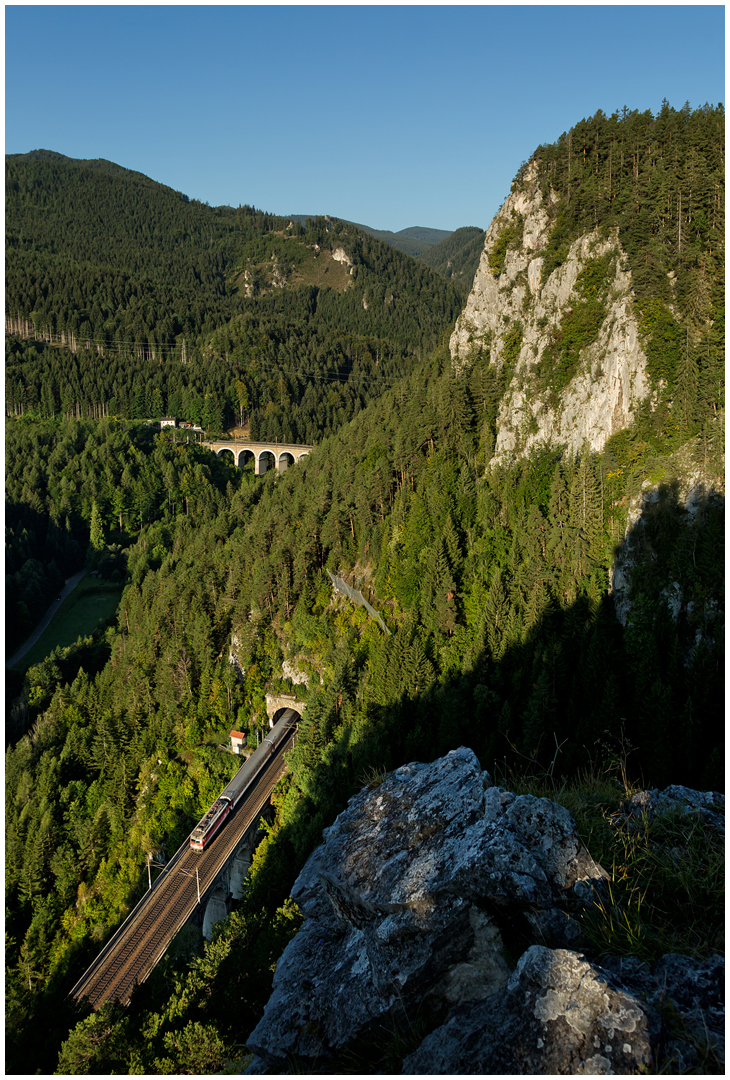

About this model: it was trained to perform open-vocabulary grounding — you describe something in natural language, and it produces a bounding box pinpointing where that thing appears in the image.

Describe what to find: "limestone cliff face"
[450,162,651,462]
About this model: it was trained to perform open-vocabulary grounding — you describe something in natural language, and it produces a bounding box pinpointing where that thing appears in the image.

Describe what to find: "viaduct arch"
[203,438,313,476]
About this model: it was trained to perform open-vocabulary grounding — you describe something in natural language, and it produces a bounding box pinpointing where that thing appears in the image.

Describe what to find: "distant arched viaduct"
[203,438,313,475]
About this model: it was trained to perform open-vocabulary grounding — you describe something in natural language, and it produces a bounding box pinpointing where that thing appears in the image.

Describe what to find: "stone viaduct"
[203,438,313,476]
[200,803,275,939]
[70,715,300,1006]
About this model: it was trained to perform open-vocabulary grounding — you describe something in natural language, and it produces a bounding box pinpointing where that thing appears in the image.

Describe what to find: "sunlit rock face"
[450,161,651,463]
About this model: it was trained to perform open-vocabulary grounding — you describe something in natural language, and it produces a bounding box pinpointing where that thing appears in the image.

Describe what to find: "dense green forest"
[418,225,487,298]
[326,221,454,259]
[5,150,464,649]
[6,151,463,439]
[5,418,241,659]
[4,103,724,1074]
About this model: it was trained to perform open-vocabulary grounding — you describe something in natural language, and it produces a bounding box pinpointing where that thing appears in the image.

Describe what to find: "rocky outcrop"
[450,161,651,462]
[403,947,724,1075]
[615,784,725,835]
[403,946,655,1074]
[228,633,246,682]
[597,952,725,1073]
[281,658,309,687]
[331,246,353,270]
[244,748,723,1073]
[610,460,725,627]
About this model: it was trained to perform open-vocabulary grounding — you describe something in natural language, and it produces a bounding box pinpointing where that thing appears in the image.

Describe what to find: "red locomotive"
[189,709,296,851]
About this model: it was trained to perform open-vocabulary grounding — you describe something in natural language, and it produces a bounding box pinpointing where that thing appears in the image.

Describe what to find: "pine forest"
[4,102,724,1073]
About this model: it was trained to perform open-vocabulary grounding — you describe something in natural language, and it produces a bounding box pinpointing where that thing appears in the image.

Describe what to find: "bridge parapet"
[203,438,313,475]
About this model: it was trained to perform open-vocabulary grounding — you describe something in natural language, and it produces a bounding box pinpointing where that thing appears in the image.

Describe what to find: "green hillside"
[254,215,485,294]
[4,103,724,1074]
[418,225,486,297]
[5,155,465,661]
[6,155,463,445]
[354,223,453,258]
[288,216,453,258]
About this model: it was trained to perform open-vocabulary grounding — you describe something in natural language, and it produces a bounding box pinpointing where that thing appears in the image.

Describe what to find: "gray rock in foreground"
[245,748,608,1069]
[598,952,725,1072]
[620,785,725,834]
[403,945,655,1074]
[404,947,726,1074]
[245,748,724,1073]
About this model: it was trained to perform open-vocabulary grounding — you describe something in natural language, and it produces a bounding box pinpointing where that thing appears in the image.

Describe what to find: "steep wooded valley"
[4,102,724,1073]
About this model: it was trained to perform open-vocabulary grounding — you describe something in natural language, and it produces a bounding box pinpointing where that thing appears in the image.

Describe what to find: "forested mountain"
[289,217,454,258]
[6,151,462,441]
[5,151,463,670]
[418,225,487,297]
[288,215,485,294]
[348,222,453,258]
[4,103,724,1074]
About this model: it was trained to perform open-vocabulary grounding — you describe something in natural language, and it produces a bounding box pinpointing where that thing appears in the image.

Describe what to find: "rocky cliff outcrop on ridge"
[246,748,724,1073]
[609,442,725,627]
[450,162,651,462]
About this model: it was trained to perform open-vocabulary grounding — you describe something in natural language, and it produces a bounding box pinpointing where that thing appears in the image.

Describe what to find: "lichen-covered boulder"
[402,946,656,1075]
[620,785,725,834]
[245,747,607,1070]
[598,952,725,1071]
[442,783,608,907]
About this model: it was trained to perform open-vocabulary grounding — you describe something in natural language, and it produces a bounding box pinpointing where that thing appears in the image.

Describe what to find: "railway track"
[70,734,294,1009]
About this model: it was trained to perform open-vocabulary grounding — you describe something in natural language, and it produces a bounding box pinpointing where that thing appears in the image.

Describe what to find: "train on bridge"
[190,709,297,851]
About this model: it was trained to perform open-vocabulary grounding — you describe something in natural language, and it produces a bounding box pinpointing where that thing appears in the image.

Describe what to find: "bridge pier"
[201,806,275,939]
[203,882,230,940]
[229,841,254,900]
[255,453,272,477]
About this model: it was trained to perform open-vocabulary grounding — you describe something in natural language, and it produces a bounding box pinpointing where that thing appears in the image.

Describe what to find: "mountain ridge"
[6,149,464,445]
[5,148,175,190]
[286,214,455,256]
[7,149,480,285]
[4,103,724,1075]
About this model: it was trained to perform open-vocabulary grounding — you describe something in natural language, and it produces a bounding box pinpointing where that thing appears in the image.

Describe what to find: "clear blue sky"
[5,4,725,232]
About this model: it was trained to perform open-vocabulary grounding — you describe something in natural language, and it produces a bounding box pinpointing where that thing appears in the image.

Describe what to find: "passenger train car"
[189,709,297,851]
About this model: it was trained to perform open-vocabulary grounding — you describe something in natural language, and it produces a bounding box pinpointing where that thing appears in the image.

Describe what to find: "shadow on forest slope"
[6,479,723,1075]
[248,484,724,915]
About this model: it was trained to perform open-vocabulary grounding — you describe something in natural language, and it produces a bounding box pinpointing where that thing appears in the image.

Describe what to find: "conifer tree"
[484,568,508,660]
[675,330,699,432]
[89,498,105,552]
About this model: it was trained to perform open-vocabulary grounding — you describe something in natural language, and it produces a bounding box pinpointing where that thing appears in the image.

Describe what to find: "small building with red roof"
[229,730,246,754]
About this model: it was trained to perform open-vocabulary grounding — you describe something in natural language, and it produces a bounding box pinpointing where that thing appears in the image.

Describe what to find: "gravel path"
[6,568,89,669]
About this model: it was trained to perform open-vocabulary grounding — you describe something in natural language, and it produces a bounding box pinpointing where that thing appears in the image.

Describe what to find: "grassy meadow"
[11,576,124,673]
